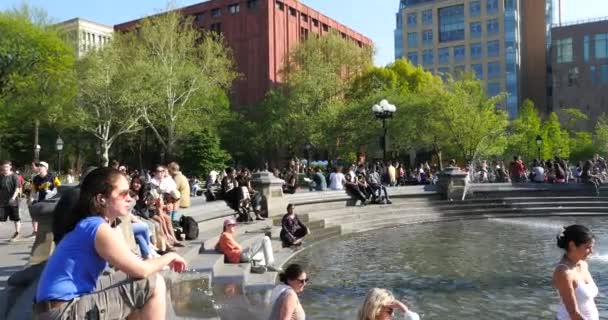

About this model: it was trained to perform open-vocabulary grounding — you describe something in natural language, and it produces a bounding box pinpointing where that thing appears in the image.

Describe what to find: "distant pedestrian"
[31,161,61,238]
[0,160,21,241]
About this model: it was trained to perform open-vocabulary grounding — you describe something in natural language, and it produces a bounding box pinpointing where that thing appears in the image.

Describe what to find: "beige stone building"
[55,18,113,58]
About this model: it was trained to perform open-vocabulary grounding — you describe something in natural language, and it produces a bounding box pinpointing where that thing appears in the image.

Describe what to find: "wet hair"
[557,224,594,250]
[357,288,395,320]
[286,203,295,210]
[279,264,305,285]
[65,167,125,234]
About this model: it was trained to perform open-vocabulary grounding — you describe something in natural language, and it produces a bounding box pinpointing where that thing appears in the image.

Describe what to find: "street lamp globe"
[536,135,543,146]
[56,136,64,151]
[372,104,381,114]
[35,144,41,152]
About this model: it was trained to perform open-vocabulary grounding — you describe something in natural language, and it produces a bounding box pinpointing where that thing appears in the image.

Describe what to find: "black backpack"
[180,216,199,240]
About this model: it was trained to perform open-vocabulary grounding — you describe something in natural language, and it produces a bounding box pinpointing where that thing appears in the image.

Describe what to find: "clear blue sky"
[1,0,607,65]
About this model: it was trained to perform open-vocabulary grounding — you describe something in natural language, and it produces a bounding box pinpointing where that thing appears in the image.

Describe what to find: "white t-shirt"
[329,172,345,190]
[532,166,545,182]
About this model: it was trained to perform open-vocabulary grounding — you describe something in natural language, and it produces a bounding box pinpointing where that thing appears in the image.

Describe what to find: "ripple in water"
[289,217,608,319]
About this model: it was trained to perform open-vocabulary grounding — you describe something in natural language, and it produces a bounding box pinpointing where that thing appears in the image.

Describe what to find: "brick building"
[115,0,372,109]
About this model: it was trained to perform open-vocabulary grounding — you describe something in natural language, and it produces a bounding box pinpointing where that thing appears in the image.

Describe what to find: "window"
[289,7,297,17]
[471,63,483,79]
[454,45,465,62]
[438,67,450,81]
[422,9,433,25]
[488,61,501,78]
[322,24,329,32]
[487,40,500,57]
[407,32,418,47]
[195,12,205,23]
[590,65,596,84]
[556,38,573,63]
[439,5,465,42]
[423,49,434,66]
[300,27,309,40]
[470,22,482,38]
[487,19,499,35]
[210,22,222,33]
[247,0,258,9]
[454,65,465,75]
[211,8,221,17]
[301,14,308,22]
[584,35,590,62]
[488,82,501,96]
[438,47,450,64]
[407,52,419,66]
[486,0,499,15]
[313,19,319,27]
[470,0,481,17]
[423,30,433,46]
[276,1,284,11]
[602,65,608,83]
[228,4,239,14]
[407,13,417,28]
[470,43,482,59]
[596,33,608,59]
[504,0,516,10]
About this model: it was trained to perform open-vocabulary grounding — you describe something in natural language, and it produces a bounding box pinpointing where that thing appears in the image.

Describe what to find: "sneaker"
[386,200,393,205]
[26,232,36,239]
[9,232,20,242]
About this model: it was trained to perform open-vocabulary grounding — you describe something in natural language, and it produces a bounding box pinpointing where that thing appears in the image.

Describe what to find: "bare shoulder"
[553,264,574,282]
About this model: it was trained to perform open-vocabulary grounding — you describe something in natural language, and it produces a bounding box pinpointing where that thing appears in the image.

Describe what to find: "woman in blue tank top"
[34,167,187,320]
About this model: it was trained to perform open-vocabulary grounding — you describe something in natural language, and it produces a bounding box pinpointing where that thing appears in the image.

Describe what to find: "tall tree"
[133,10,238,161]
[541,112,570,159]
[506,99,542,160]
[594,114,608,155]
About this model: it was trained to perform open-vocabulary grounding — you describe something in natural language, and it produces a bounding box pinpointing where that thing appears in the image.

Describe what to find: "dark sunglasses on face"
[295,278,309,284]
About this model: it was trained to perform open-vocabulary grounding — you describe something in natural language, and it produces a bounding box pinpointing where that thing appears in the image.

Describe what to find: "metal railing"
[553,16,608,28]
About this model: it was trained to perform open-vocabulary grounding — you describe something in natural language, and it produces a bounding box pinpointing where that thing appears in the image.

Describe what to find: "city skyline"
[1,0,607,66]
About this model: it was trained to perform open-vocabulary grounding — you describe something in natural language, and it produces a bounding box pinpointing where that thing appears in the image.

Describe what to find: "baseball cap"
[223,218,237,227]
[37,161,49,169]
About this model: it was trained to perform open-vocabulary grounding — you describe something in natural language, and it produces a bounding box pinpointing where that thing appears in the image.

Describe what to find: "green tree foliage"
[179,129,230,178]
[506,99,542,160]
[541,112,570,159]
[132,10,238,160]
[594,114,608,155]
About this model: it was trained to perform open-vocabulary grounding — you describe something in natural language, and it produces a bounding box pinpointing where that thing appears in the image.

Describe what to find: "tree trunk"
[435,147,443,171]
[33,119,40,162]
[101,141,110,167]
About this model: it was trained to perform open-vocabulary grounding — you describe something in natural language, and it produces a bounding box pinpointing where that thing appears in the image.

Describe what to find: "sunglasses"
[295,278,309,284]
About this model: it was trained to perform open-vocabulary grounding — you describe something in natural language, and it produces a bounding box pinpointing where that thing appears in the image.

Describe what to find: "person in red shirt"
[215,218,279,272]
[509,156,526,182]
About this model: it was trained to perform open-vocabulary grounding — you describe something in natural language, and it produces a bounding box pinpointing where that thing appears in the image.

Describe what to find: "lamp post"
[372,99,397,161]
[536,135,543,161]
[55,136,64,174]
[34,144,41,163]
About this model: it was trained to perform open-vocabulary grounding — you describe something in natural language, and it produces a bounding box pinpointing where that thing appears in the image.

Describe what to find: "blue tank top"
[36,216,109,302]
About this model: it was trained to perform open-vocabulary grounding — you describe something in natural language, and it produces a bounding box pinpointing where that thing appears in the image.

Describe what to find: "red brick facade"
[115,0,372,108]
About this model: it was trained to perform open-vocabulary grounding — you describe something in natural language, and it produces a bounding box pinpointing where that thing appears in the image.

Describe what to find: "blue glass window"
[407,32,418,47]
[471,63,483,79]
[454,46,465,62]
[470,0,481,17]
[486,0,499,15]
[470,43,482,59]
[584,35,590,62]
[470,22,482,38]
[602,65,608,83]
[437,67,450,81]
[488,61,501,79]
[439,5,465,42]
[488,82,501,97]
[487,40,500,57]
[505,0,516,10]
[596,33,608,59]
[407,13,417,28]
[556,38,573,63]
[423,49,434,66]
[407,52,419,66]
[487,19,499,35]
[422,9,433,25]
[438,47,450,64]
[423,30,433,45]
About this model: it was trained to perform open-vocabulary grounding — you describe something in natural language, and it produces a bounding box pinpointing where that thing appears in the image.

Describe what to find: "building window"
[488,82,501,96]
[487,40,500,57]
[454,65,465,76]
[322,24,329,32]
[438,67,450,81]
[504,0,516,10]
[407,52,419,66]
[301,14,308,22]
[470,0,481,17]
[195,12,205,23]
[300,27,309,40]
[470,43,482,60]
[471,63,483,79]
[602,65,608,83]
[595,33,608,59]
[486,0,499,14]
[470,22,482,38]
[556,38,573,63]
[488,61,501,79]
[423,49,434,66]
[276,1,284,11]
[211,8,221,17]
[590,65,596,84]
[313,19,319,27]
[247,0,258,9]
[487,19,499,35]
[454,45,465,62]
[210,22,222,33]
[438,47,450,64]
[407,32,418,47]
[422,9,433,25]
[228,4,240,14]
[439,5,465,42]
[289,7,297,17]
[407,13,417,28]
[422,30,433,46]
[584,35,590,62]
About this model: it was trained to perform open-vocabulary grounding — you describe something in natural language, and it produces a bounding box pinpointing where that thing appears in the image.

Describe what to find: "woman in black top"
[280,204,309,248]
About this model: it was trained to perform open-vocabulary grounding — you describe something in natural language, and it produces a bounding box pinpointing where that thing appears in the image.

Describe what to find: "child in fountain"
[357,288,419,320]
[553,224,598,320]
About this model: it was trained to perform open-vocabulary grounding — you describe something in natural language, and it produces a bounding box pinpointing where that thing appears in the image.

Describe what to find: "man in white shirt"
[329,167,345,190]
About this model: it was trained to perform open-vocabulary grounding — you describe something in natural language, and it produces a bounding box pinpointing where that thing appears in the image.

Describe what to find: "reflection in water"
[290,217,608,319]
